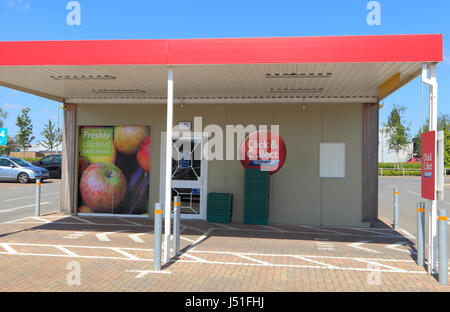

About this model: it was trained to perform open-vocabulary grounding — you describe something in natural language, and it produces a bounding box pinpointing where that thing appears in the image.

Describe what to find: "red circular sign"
[239,130,287,175]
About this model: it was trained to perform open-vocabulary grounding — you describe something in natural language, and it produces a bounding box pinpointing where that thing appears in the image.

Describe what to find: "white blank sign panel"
[320,143,346,178]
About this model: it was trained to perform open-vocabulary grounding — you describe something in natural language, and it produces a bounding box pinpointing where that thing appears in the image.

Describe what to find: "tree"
[0,107,7,128]
[15,107,35,151]
[38,120,62,152]
[414,114,450,168]
[384,105,410,166]
[0,136,17,155]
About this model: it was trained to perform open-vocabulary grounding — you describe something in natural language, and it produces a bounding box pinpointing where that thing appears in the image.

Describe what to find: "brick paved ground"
[0,213,448,292]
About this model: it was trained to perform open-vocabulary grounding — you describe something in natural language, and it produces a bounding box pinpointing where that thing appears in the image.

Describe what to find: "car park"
[32,154,62,178]
[407,158,421,163]
[0,156,49,184]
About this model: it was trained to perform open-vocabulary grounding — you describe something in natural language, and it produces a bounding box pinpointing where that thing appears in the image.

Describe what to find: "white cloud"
[7,0,31,11]
[1,102,24,110]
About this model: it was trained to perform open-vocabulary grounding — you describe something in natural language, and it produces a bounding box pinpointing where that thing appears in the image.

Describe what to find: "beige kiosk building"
[0,34,443,228]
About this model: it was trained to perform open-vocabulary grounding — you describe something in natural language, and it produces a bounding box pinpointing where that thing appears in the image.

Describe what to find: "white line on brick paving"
[0,202,51,213]
[3,193,59,202]
[232,253,271,266]
[118,218,144,226]
[0,242,447,275]
[4,217,409,239]
[125,270,171,278]
[128,233,152,243]
[258,225,287,232]
[385,242,416,254]
[96,230,128,242]
[347,241,382,254]
[71,216,95,224]
[212,223,238,230]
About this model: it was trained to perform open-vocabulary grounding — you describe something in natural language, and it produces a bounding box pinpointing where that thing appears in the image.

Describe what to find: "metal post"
[417,202,425,267]
[153,203,163,272]
[438,208,448,285]
[422,62,438,275]
[35,179,41,217]
[393,188,399,230]
[173,196,181,257]
[164,67,174,265]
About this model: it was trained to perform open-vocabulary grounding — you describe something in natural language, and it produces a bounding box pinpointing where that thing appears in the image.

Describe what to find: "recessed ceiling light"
[51,75,117,80]
[92,89,146,94]
[265,73,332,79]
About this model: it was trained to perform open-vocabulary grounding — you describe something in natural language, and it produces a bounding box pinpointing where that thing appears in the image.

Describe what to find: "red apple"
[78,205,94,214]
[79,162,127,213]
[114,126,148,155]
[137,136,151,172]
[78,156,90,177]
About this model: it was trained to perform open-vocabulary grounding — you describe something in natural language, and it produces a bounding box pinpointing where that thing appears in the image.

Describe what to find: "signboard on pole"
[422,131,436,200]
[0,128,7,146]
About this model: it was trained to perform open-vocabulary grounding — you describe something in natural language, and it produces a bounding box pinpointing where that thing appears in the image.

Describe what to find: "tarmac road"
[0,179,61,223]
[378,176,450,265]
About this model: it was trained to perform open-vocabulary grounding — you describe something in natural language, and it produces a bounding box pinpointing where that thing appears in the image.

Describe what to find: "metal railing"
[379,168,450,176]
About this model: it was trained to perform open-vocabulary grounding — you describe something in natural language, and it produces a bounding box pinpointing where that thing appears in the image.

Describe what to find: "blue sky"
[0,0,448,144]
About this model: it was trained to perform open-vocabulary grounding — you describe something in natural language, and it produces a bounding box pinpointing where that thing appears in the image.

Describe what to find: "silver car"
[0,156,49,184]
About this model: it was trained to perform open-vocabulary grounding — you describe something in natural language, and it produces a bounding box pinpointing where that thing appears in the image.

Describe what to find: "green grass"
[379,169,421,176]
[379,162,421,169]
[23,157,41,163]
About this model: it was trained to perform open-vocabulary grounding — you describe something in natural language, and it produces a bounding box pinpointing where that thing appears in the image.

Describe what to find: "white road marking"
[300,225,348,236]
[182,253,208,263]
[63,232,87,240]
[315,239,335,251]
[398,229,416,240]
[292,256,339,269]
[187,228,214,251]
[32,217,51,223]
[233,253,271,266]
[212,223,238,230]
[407,191,421,197]
[111,248,140,260]
[258,225,286,232]
[354,259,408,273]
[126,270,171,278]
[347,241,382,254]
[180,236,196,243]
[71,216,95,224]
[118,218,143,226]
[0,242,441,274]
[385,242,416,254]
[0,243,17,254]
[0,202,51,213]
[96,230,128,242]
[128,233,152,243]
[3,193,59,202]
[55,246,78,257]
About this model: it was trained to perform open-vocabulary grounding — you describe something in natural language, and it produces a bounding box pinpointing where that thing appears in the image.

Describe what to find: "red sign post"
[421,131,436,200]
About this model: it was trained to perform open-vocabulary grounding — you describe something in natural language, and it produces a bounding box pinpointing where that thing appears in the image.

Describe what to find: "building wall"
[76,102,368,227]
[379,127,414,163]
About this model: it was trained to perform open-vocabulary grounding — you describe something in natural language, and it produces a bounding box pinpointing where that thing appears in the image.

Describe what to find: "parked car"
[407,158,421,164]
[33,154,62,178]
[0,156,49,184]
